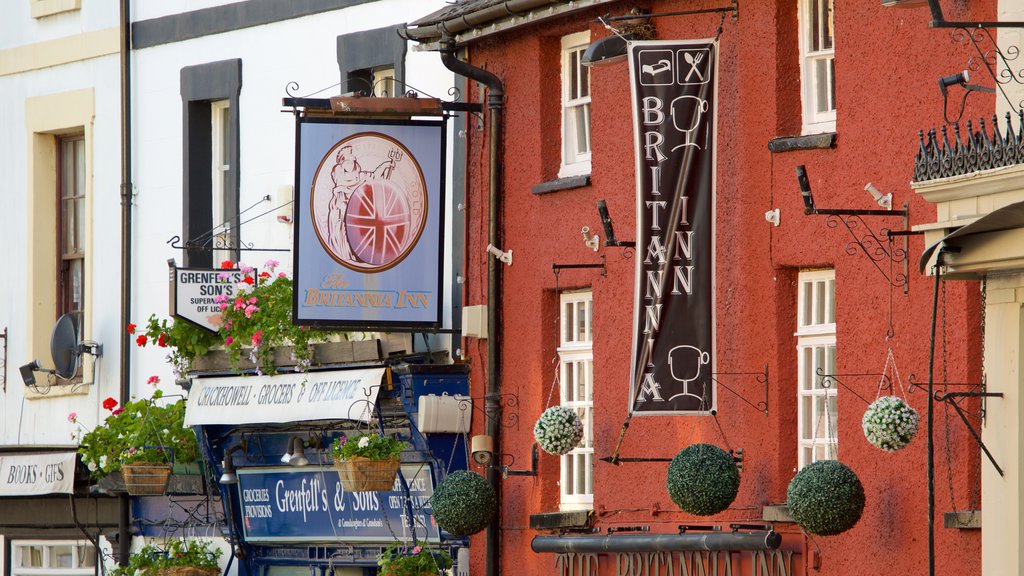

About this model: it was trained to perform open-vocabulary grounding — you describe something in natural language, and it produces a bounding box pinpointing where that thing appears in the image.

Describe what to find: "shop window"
[11,540,95,576]
[796,269,837,468]
[798,0,835,134]
[560,31,591,178]
[559,290,593,510]
[181,59,241,268]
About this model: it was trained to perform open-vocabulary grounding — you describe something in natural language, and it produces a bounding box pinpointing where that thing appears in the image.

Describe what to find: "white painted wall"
[130,0,457,396]
[0,4,121,446]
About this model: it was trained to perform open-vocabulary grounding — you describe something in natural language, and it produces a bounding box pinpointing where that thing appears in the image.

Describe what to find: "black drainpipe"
[439,41,504,576]
[118,0,133,564]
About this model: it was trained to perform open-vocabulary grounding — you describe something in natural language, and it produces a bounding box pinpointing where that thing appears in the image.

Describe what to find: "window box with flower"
[110,539,222,576]
[330,433,405,491]
[132,260,411,377]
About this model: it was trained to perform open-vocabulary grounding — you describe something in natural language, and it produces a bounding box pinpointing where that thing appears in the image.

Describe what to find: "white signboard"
[171,267,243,332]
[0,452,76,496]
[184,367,386,426]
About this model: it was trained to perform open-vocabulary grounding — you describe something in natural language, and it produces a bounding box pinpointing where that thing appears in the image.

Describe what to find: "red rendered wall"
[457,1,992,574]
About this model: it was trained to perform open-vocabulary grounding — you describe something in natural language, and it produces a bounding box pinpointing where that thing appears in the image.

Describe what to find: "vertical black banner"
[628,40,717,415]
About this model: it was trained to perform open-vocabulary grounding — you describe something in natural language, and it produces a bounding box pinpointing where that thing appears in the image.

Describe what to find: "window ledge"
[761,504,795,523]
[529,510,595,531]
[31,0,81,18]
[25,382,90,400]
[532,174,591,195]
[768,133,837,153]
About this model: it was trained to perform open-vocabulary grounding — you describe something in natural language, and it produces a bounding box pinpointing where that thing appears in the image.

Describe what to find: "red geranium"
[127,323,136,335]
[259,271,271,279]
[242,276,255,285]
[157,333,168,347]
[102,397,118,411]
[136,334,148,347]
[221,260,234,269]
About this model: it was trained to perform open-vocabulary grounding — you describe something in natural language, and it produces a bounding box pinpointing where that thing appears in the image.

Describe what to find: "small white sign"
[0,452,76,496]
[172,268,244,332]
[184,367,386,426]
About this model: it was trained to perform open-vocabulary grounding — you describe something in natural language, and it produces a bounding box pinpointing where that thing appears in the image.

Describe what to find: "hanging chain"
[972,278,987,510]
[940,279,961,514]
[545,271,562,409]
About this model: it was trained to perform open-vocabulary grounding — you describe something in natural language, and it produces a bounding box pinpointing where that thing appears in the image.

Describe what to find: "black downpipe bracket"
[439,42,504,576]
[118,0,134,564]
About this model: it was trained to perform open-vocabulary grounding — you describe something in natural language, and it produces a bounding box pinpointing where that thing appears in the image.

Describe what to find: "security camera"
[471,434,494,466]
[486,244,512,266]
[864,183,893,210]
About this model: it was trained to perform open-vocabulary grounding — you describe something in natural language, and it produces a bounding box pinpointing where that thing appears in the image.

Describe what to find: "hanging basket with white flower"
[862,349,919,452]
[331,433,405,491]
[533,406,584,456]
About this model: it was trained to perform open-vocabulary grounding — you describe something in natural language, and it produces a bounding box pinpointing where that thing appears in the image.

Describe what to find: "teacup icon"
[667,345,710,401]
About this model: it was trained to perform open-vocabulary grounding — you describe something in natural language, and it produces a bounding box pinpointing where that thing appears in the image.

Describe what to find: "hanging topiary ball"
[666,443,740,516]
[533,406,584,456]
[862,395,919,452]
[786,460,865,536]
[431,470,497,536]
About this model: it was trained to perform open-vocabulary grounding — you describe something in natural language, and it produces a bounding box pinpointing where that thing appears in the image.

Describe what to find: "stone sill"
[529,510,594,531]
[532,174,591,195]
[768,133,837,153]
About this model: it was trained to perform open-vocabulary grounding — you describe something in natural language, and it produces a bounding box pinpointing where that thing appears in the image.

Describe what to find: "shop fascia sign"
[0,452,75,496]
[168,259,242,332]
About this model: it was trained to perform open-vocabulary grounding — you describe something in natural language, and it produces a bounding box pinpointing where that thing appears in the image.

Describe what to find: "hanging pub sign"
[293,117,445,329]
[236,464,440,543]
[0,452,75,496]
[168,260,243,332]
[628,40,718,415]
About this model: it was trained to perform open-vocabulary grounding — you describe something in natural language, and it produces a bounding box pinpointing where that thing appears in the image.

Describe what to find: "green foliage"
[76,390,200,479]
[666,443,740,516]
[431,470,496,536]
[786,460,865,536]
[137,315,219,374]
[377,544,452,576]
[330,433,405,461]
[109,540,222,576]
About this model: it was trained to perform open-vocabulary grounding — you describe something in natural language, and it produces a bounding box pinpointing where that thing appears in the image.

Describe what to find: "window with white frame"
[798,0,835,134]
[558,290,593,509]
[796,270,837,468]
[211,99,235,265]
[560,31,591,178]
[11,540,95,576]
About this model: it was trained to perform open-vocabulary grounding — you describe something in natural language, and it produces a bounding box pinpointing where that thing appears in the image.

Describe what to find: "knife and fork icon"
[683,51,705,82]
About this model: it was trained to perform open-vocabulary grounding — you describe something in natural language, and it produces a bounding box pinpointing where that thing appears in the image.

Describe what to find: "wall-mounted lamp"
[219,443,247,485]
[486,244,513,266]
[764,208,780,227]
[795,165,815,214]
[581,33,634,67]
[581,226,601,251]
[596,199,636,247]
[280,437,310,467]
[864,183,893,210]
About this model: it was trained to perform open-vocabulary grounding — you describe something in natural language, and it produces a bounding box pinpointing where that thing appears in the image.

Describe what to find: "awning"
[531,532,781,554]
[919,200,1024,273]
[0,451,76,496]
[184,367,386,426]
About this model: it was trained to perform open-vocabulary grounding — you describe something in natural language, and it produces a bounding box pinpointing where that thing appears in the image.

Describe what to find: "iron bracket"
[711,365,769,415]
[817,368,896,406]
[934,390,1004,477]
[806,204,913,294]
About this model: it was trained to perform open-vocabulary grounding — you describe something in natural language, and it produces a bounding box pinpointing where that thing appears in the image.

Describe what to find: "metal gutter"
[531,532,782,553]
[404,0,617,47]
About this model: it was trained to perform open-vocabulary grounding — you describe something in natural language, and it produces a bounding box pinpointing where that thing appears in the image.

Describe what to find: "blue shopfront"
[161,363,471,576]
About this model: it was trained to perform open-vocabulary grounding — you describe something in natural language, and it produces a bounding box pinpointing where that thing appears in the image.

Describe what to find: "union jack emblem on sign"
[345,181,412,266]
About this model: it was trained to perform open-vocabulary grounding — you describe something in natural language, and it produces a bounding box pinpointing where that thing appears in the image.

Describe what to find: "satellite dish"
[51,314,80,379]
